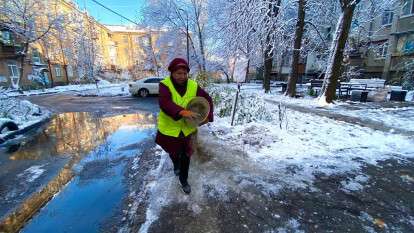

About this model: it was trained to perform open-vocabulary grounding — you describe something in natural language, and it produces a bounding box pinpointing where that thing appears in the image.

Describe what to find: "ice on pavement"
[17,165,46,182]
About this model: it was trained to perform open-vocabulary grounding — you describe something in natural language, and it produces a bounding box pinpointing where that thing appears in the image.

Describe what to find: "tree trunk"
[191,0,206,72]
[147,32,159,76]
[47,59,54,87]
[63,64,69,85]
[17,43,29,90]
[58,39,69,85]
[286,0,306,97]
[197,23,206,72]
[245,59,250,83]
[263,45,273,93]
[224,71,230,83]
[319,0,359,104]
[263,0,281,93]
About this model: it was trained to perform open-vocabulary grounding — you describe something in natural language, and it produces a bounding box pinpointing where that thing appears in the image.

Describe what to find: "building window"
[1,30,12,45]
[282,54,291,66]
[55,66,62,77]
[376,42,389,58]
[142,37,150,46]
[403,39,414,54]
[402,0,414,16]
[382,10,393,26]
[32,49,41,64]
[7,64,19,77]
[67,65,74,77]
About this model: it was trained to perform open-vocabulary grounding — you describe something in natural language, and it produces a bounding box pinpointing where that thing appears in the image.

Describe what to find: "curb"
[0,116,51,145]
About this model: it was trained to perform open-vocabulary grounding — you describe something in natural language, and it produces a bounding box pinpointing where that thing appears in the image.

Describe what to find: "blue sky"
[74,0,145,25]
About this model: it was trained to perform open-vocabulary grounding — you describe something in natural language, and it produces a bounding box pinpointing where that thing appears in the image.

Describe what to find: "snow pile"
[0,97,50,129]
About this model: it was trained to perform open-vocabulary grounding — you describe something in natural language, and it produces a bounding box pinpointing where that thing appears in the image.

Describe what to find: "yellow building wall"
[111,31,145,70]
[1,0,171,88]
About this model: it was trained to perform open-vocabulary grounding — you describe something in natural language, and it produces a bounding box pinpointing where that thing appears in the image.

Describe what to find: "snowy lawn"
[2,82,130,97]
[219,84,414,133]
[134,85,414,232]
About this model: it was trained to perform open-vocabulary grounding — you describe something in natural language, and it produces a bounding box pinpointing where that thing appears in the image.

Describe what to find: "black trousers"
[171,152,190,185]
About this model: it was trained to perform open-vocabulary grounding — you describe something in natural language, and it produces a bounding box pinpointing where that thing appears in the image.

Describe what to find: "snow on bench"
[349,79,385,89]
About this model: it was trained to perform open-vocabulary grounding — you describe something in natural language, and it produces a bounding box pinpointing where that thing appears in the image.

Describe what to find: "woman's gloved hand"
[179,110,200,119]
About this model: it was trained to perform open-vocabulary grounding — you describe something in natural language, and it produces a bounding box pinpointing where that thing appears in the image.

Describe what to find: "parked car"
[129,77,164,97]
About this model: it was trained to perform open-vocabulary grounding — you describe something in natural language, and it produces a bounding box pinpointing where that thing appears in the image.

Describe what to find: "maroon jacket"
[155,79,214,158]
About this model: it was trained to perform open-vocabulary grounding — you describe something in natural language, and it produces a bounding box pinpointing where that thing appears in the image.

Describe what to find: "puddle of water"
[0,112,156,232]
[21,162,126,233]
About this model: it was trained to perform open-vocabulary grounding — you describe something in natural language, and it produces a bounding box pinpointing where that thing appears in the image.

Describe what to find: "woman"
[156,58,214,194]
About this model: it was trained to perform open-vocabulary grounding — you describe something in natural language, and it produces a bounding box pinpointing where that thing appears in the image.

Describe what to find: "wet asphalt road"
[0,94,159,232]
[24,94,159,116]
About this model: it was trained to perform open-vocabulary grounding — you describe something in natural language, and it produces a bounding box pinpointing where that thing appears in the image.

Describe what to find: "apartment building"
[348,0,414,83]
[0,0,183,90]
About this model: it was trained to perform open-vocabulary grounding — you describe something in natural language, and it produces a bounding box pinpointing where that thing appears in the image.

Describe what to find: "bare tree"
[143,0,208,72]
[286,0,307,97]
[318,0,361,104]
[263,0,282,93]
[0,0,62,89]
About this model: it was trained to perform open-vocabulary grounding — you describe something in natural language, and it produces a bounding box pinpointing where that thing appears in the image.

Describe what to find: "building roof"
[105,25,147,33]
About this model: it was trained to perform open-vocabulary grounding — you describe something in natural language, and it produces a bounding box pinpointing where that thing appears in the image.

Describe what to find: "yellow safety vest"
[157,76,198,137]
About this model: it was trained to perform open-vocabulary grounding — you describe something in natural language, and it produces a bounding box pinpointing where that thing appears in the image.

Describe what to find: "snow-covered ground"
[75,83,129,97]
[132,85,414,232]
[0,97,51,140]
[2,82,129,97]
[216,84,414,133]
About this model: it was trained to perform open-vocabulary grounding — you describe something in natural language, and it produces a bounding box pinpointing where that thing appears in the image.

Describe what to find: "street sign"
[232,56,248,83]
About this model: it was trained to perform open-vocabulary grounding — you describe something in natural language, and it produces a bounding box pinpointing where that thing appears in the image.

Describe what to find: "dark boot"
[181,183,191,194]
[179,152,191,194]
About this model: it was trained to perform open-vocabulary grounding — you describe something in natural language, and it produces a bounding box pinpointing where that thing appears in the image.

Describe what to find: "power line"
[89,0,140,26]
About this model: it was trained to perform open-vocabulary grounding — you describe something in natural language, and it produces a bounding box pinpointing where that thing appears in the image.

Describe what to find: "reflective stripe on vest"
[157,76,198,137]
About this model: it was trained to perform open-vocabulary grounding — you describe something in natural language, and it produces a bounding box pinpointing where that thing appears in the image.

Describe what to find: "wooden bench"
[339,79,386,98]
[349,78,385,90]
